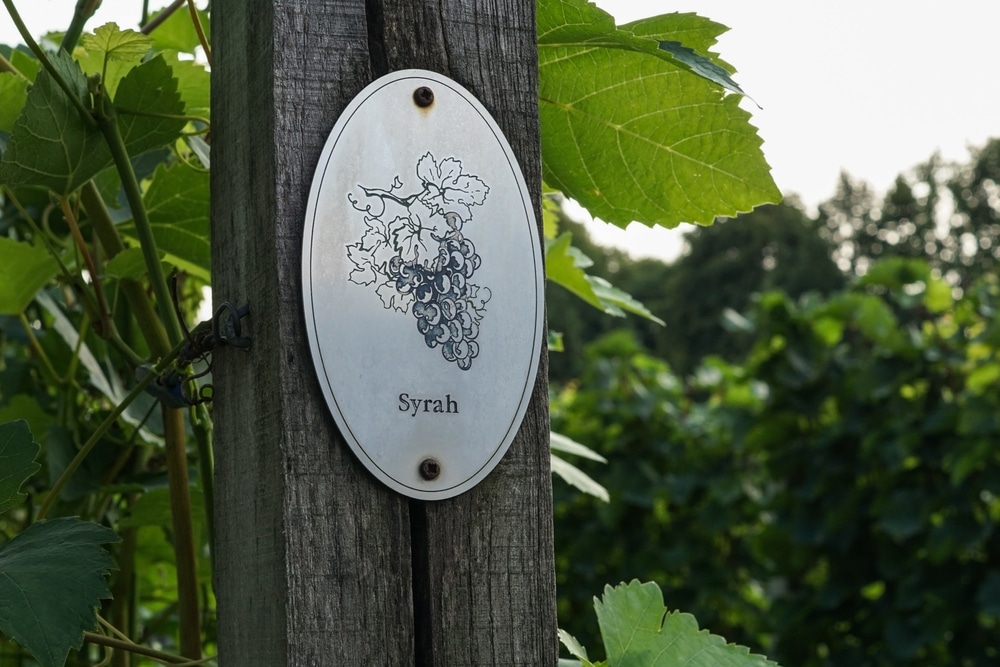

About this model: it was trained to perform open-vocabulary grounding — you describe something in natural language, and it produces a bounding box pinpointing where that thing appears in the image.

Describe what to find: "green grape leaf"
[76,47,138,99]
[0,50,107,195]
[115,54,187,157]
[162,51,210,117]
[147,6,211,54]
[587,276,664,325]
[550,431,607,463]
[538,1,780,227]
[551,454,609,502]
[0,237,60,315]
[559,628,596,666]
[0,420,41,514]
[81,22,152,64]
[538,2,745,98]
[547,232,602,306]
[0,45,41,81]
[0,517,119,667]
[105,247,158,280]
[120,163,210,279]
[546,233,664,324]
[0,72,29,132]
[595,580,779,667]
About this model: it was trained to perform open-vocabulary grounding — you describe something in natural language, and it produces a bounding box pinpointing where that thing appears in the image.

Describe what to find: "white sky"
[3,1,998,261]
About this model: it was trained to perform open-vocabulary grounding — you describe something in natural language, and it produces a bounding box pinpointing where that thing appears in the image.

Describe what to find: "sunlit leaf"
[146,6,211,54]
[0,72,28,132]
[0,238,60,314]
[538,0,779,227]
[81,23,152,64]
[595,580,779,667]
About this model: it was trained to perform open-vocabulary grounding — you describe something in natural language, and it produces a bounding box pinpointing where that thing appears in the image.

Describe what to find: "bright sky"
[3,1,998,261]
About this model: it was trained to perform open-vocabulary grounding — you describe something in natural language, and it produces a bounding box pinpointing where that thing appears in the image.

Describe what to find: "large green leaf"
[0,51,184,196]
[115,54,187,157]
[0,50,106,195]
[0,517,119,667]
[538,2,744,97]
[0,238,60,315]
[595,580,779,667]
[538,1,780,227]
[0,420,41,514]
[120,162,210,278]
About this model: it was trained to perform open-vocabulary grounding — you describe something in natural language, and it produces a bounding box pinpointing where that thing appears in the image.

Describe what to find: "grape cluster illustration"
[345,153,491,371]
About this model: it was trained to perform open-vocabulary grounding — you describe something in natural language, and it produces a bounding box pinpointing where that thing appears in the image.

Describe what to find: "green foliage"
[819,139,1000,288]
[538,1,779,227]
[0,516,119,667]
[119,162,211,279]
[546,227,663,325]
[553,259,1000,666]
[551,431,609,502]
[655,202,845,375]
[559,580,778,667]
[0,1,781,664]
[0,237,60,315]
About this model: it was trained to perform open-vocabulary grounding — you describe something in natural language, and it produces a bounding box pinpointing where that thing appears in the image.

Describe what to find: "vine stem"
[140,0,185,35]
[83,630,216,666]
[60,0,102,54]
[95,98,184,348]
[17,313,61,384]
[60,196,112,337]
[163,404,202,660]
[36,338,184,520]
[185,0,211,64]
[89,97,202,661]
[80,182,173,358]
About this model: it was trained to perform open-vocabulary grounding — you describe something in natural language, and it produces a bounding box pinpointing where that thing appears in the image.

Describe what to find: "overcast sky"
[3,1,998,260]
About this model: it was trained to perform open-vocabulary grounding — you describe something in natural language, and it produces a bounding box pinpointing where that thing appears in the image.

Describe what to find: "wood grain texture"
[212,1,554,664]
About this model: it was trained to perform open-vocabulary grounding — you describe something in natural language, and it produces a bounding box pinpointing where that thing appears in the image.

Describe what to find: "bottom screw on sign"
[419,458,441,480]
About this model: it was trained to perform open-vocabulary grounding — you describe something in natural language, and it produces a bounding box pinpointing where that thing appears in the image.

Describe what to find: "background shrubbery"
[550,138,1000,666]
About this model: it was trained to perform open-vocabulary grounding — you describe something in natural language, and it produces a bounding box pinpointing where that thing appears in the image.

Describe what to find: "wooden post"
[210,2,555,664]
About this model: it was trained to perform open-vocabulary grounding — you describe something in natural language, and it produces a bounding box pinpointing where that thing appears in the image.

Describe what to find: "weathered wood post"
[211,1,555,664]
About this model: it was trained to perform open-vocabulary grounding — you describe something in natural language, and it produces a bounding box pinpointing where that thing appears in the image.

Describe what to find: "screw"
[419,458,441,480]
[413,86,434,108]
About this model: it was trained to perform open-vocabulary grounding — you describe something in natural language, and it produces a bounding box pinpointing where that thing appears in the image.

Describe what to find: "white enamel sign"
[302,70,544,500]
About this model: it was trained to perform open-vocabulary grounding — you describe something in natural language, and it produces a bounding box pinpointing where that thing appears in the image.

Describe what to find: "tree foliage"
[819,139,1000,288]
[552,259,1000,667]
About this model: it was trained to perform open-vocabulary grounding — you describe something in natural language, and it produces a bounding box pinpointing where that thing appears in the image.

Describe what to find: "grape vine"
[346,152,491,370]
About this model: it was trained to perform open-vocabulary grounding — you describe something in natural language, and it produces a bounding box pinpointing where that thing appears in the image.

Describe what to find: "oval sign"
[302,70,544,500]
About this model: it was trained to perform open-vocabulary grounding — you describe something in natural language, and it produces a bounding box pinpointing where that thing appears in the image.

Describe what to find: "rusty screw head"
[419,458,441,480]
[413,86,434,108]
